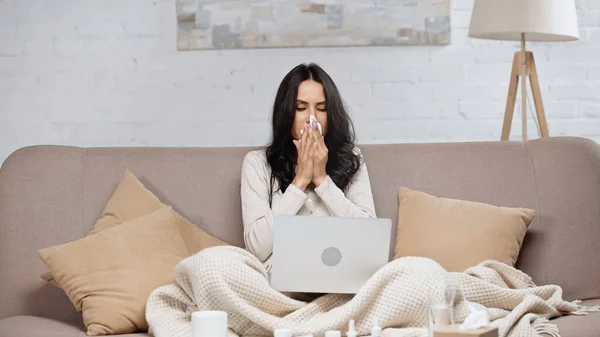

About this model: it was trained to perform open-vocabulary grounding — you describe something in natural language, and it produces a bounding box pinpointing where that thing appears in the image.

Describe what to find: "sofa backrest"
[1,137,599,325]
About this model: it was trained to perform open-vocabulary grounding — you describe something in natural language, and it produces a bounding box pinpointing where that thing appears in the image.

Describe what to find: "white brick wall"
[1,0,599,163]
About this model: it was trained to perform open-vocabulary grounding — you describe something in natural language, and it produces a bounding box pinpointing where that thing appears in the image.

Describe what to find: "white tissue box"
[433,324,498,337]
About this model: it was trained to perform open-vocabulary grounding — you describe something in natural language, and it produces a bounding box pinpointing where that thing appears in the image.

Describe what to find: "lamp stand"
[501,33,549,141]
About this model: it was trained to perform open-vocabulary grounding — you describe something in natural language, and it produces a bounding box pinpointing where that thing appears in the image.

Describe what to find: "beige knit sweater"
[240,148,377,264]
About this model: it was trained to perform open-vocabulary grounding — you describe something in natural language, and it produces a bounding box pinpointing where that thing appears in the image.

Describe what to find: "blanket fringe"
[571,303,600,316]
[532,318,560,337]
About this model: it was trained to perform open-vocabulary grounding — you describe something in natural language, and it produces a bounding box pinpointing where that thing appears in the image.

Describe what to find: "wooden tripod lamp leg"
[528,53,550,138]
[520,34,528,142]
[501,54,520,141]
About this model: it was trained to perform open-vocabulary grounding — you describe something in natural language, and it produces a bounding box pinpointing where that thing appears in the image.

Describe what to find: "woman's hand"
[310,122,328,187]
[292,123,317,190]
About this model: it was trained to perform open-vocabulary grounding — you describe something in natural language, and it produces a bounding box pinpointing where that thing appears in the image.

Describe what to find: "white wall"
[1,0,599,164]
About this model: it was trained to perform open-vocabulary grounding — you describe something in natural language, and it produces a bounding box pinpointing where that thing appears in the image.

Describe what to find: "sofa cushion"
[37,207,188,336]
[0,316,149,337]
[393,187,535,272]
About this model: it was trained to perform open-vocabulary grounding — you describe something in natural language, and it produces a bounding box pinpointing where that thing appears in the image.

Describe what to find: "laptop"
[269,215,393,294]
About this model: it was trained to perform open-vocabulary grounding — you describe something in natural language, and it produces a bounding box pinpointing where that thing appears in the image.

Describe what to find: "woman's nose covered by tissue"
[300,114,322,136]
[309,114,323,136]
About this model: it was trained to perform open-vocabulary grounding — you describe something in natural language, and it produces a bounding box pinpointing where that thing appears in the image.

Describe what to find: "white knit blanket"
[145,246,599,337]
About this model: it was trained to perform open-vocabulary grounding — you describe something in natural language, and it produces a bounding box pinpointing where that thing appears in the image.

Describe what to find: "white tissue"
[299,115,323,136]
[309,114,323,136]
[459,304,490,331]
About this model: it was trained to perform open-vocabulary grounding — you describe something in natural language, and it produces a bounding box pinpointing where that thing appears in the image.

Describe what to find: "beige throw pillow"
[88,169,228,253]
[38,207,188,336]
[41,169,228,286]
[394,187,535,272]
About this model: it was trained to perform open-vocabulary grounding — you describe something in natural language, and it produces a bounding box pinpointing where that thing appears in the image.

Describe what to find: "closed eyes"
[296,107,326,112]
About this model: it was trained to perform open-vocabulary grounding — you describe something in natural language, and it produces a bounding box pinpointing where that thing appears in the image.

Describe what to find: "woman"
[241,62,377,266]
[147,64,380,337]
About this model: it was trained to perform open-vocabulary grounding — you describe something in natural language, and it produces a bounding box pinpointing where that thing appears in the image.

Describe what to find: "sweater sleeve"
[314,148,377,218]
[240,151,308,262]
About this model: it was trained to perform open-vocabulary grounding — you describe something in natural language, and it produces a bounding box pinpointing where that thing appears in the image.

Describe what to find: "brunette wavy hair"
[265,63,362,205]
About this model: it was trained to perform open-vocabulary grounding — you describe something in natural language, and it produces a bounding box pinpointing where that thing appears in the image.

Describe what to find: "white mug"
[192,311,228,337]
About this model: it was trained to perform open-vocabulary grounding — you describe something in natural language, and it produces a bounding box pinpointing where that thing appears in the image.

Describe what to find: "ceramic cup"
[192,310,228,337]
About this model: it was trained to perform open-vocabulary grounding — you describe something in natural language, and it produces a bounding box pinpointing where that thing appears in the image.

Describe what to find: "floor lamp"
[468,0,579,141]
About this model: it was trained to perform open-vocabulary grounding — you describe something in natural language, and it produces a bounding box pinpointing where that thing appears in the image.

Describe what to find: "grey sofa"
[0,137,599,337]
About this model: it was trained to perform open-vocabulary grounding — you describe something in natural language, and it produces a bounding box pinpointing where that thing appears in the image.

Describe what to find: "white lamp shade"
[468,0,579,42]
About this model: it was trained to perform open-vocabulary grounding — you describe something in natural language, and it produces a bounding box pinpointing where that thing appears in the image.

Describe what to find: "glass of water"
[427,273,458,336]
[429,303,453,330]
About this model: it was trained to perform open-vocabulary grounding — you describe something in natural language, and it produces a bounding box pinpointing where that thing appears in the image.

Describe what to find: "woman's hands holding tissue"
[310,121,328,187]
[292,121,329,190]
[292,123,316,191]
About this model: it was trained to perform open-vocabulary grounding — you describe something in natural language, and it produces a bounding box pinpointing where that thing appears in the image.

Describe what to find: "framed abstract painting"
[176,0,451,50]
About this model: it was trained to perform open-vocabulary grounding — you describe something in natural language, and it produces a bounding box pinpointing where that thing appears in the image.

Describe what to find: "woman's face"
[292,79,328,140]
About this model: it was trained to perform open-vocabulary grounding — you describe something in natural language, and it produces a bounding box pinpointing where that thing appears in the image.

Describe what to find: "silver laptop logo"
[321,247,342,267]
